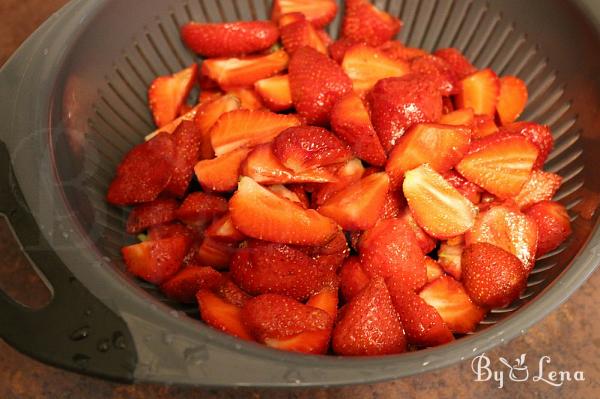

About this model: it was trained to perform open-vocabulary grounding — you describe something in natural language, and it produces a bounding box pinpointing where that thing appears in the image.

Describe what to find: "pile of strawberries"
[107,0,572,356]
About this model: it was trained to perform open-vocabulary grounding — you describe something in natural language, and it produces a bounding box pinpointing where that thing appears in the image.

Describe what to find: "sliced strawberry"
[205,212,246,243]
[342,0,402,46]
[160,266,224,303]
[107,133,175,206]
[147,222,196,245]
[192,237,236,270]
[501,121,554,169]
[419,276,486,333]
[472,114,499,139]
[296,230,350,272]
[438,108,475,126]
[512,170,562,210]
[148,64,198,127]
[462,243,528,308]
[175,192,228,228]
[194,147,251,192]
[144,103,202,141]
[339,256,370,302]
[442,170,482,205]
[278,11,305,27]
[307,286,339,319]
[525,201,572,257]
[227,87,264,111]
[198,89,222,104]
[193,94,242,159]
[313,158,365,206]
[164,120,203,197]
[403,164,477,239]
[126,199,178,234]
[437,241,463,280]
[271,0,338,28]
[425,257,444,282]
[122,236,188,284]
[280,14,327,55]
[230,177,339,245]
[379,41,428,62]
[254,74,293,112]
[410,55,458,96]
[268,184,306,206]
[330,93,387,166]
[433,48,476,80]
[181,21,279,57]
[398,208,437,254]
[496,76,528,125]
[196,289,253,340]
[378,189,404,221]
[288,46,353,125]
[332,276,406,355]
[215,277,251,307]
[329,37,364,63]
[368,74,444,153]
[456,68,500,117]
[202,49,289,90]
[456,133,539,199]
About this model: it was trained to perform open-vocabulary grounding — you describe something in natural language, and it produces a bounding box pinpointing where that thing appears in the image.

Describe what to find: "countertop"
[1,1,599,398]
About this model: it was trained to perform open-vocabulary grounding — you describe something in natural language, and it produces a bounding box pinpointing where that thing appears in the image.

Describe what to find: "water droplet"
[422,361,430,366]
[184,346,209,365]
[73,353,90,368]
[500,338,505,343]
[472,347,478,352]
[520,329,526,335]
[460,356,465,361]
[70,326,90,341]
[97,339,110,352]
[112,332,126,349]
[42,48,48,56]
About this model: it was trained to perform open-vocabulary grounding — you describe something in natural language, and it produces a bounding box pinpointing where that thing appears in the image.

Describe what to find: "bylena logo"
[471,353,585,389]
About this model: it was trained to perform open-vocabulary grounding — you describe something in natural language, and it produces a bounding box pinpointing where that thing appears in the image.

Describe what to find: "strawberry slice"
[330,93,387,166]
[175,192,228,228]
[438,108,475,126]
[379,41,428,62]
[442,170,482,205]
[318,172,390,231]
[126,198,179,234]
[339,256,371,302]
[398,208,437,254]
[164,120,204,197]
[329,37,365,63]
[425,257,444,282]
[271,0,338,28]
[280,14,327,55]
[196,289,253,340]
[496,76,528,125]
[501,121,554,169]
[472,114,499,138]
[215,277,251,307]
[160,266,224,303]
[462,243,528,308]
[456,133,539,199]
[342,0,402,46]
[198,89,222,104]
[277,11,305,27]
[433,48,476,80]
[307,286,339,319]
[332,276,406,355]
[342,44,410,95]
[273,126,352,172]
[254,74,293,112]
[230,177,339,245]
[368,74,444,153]
[437,241,464,280]
[144,103,202,141]
[288,46,353,125]
[466,204,538,271]
[148,64,198,128]
[456,68,500,117]
[295,230,350,272]
[418,276,486,333]
[312,158,365,206]
[525,201,572,257]
[205,212,246,243]
[192,237,236,270]
[268,184,308,207]
[386,123,471,187]
[403,164,477,239]
[512,170,562,210]
[193,94,242,159]
[202,49,289,90]
[227,87,264,111]
[181,21,279,57]
[194,147,251,192]
[410,55,458,96]
[147,222,196,245]
[210,109,300,156]
[107,133,175,206]
[122,236,188,284]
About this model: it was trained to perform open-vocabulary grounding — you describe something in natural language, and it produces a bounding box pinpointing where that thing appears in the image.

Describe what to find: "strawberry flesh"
[148,64,198,127]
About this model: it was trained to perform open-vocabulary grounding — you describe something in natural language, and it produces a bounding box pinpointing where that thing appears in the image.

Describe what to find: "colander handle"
[0,141,137,382]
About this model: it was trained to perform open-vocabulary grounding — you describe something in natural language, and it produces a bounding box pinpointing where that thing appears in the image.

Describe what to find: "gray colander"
[1,0,600,387]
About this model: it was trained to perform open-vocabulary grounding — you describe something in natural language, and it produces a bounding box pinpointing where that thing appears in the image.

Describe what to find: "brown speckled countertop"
[1,1,599,398]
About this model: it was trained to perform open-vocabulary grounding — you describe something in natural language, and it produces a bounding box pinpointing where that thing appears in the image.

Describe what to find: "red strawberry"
[313,158,365,206]
[403,164,477,239]
[378,189,404,221]
[181,21,279,57]
[410,55,458,96]
[215,277,251,307]
[175,192,228,228]
[472,114,499,138]
[160,266,224,303]
[339,256,370,302]
[107,133,175,206]
[164,120,203,197]
[425,257,444,282]
[368,74,444,153]
[196,289,253,340]
[271,0,338,28]
[332,277,406,355]
[296,230,350,272]
[288,47,353,125]
[419,276,486,333]
[227,87,264,111]
[268,184,307,207]
[280,14,327,55]
[512,170,562,210]
[501,121,554,169]
[437,241,464,280]
[205,213,246,243]
[438,108,475,126]
[318,172,390,231]
[456,68,500,117]
[254,74,293,112]
[497,76,528,125]
[462,243,528,308]
[433,48,476,80]
[126,198,178,234]
[122,236,188,284]
[307,286,339,319]
[210,109,301,156]
[148,64,198,127]
[398,208,437,254]
[442,170,482,204]
[198,89,222,104]
[525,201,572,257]
[342,0,402,46]
[230,177,339,245]
[147,222,196,245]
[144,103,202,141]
[277,11,306,27]
[192,237,236,270]
[379,41,428,62]
[329,37,364,63]
[193,94,241,160]
[194,147,251,192]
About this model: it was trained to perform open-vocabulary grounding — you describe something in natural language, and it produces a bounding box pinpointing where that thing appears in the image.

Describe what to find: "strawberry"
[205,212,246,243]
[378,189,404,221]
[193,94,242,159]
[525,201,572,257]
[330,93,387,166]
[271,0,338,29]
[268,184,305,206]
[437,241,463,280]
[307,286,339,319]
[192,237,236,269]
[202,49,289,90]
[210,109,300,156]
[386,123,471,187]
[403,164,477,239]
[497,76,528,125]
[160,266,224,303]
[425,257,444,282]
[472,114,499,138]
[288,47,353,125]
[462,243,528,308]
[339,256,371,302]
[418,276,486,333]
[318,172,390,231]
[147,222,196,245]
[466,205,538,271]
[501,121,554,169]
[227,88,264,111]
[296,230,350,272]
[442,170,482,204]
[342,44,410,95]
[126,199,178,235]
[358,218,426,289]
[368,74,444,153]
[456,133,539,199]
[386,278,454,347]
[272,126,353,172]
[164,120,203,197]
[194,147,251,192]
[198,89,222,104]
[230,177,339,245]
[438,108,475,126]
[148,64,198,128]
[144,103,202,141]
[512,170,562,210]
[280,14,327,55]
[332,277,406,355]
[122,236,188,284]
[107,133,175,206]
[254,74,293,112]
[175,192,228,228]
[456,68,500,117]
[278,12,306,27]
[398,208,437,254]
[379,41,428,62]
[215,277,251,307]
[196,289,253,340]
[433,48,476,80]
[342,0,402,46]
[312,158,365,206]
[181,21,278,57]
[329,37,364,63]
[410,55,458,96]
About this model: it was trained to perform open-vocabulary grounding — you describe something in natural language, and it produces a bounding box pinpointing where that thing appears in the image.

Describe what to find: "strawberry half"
[164,120,204,197]
[378,41,427,62]
[438,108,475,126]
[313,158,365,206]
[197,289,253,340]
[280,14,327,55]
[437,241,464,280]
[160,266,224,303]
[501,121,554,169]
[192,237,236,270]
[144,103,202,141]
[512,170,562,210]
[216,277,251,307]
[271,0,338,28]
[148,64,198,128]
[295,229,350,272]
[254,74,293,112]
[194,147,251,192]
[410,55,458,96]
[496,76,528,125]
[227,88,264,111]
[122,236,188,284]
[472,114,499,139]
[456,68,500,117]
[433,48,476,80]
[205,212,246,243]
[425,257,445,282]
[193,94,242,160]
[339,256,371,302]
[525,201,572,257]
[175,192,228,228]
[269,184,308,207]
[126,198,179,234]
[398,208,437,254]
[342,0,402,46]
